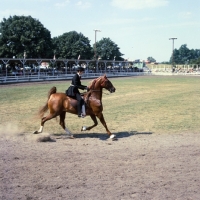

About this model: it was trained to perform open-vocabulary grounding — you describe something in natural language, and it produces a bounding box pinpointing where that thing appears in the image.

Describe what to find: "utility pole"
[94,29,101,60]
[169,37,177,72]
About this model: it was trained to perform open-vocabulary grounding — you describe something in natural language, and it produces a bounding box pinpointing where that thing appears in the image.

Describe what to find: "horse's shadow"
[60,131,153,140]
[116,131,153,138]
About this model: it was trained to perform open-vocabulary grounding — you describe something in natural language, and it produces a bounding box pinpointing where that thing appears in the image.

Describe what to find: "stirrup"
[78,113,86,118]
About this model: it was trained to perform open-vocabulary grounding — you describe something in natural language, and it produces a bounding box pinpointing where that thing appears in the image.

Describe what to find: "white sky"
[0,0,200,62]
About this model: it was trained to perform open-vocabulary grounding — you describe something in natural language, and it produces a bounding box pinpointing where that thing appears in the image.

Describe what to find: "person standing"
[66,67,88,118]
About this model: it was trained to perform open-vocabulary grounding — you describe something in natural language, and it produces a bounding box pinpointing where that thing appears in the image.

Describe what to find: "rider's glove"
[85,86,90,91]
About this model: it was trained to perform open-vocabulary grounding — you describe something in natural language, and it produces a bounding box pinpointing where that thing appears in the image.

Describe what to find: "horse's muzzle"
[110,87,116,93]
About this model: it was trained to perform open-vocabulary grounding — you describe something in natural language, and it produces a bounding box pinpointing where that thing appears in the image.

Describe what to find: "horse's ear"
[103,74,107,78]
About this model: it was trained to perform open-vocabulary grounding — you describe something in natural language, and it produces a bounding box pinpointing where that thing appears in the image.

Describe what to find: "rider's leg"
[81,99,86,116]
[75,93,82,117]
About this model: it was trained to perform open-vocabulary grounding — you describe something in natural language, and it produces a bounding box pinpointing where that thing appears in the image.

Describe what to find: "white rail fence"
[0,71,152,84]
[148,64,200,75]
[1,64,200,84]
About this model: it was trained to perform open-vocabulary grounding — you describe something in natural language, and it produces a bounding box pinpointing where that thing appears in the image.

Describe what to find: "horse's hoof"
[110,134,115,139]
[110,134,117,141]
[66,135,75,139]
[81,126,87,131]
[33,131,39,134]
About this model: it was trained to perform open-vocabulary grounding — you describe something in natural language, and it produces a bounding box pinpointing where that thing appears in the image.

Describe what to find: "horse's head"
[100,75,116,93]
[88,75,116,93]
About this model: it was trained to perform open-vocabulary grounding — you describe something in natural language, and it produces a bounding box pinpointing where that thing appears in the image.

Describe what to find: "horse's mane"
[88,79,96,89]
[88,75,107,89]
[88,76,103,88]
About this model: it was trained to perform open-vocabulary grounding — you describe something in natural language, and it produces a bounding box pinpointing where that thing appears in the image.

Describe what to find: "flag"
[78,55,80,60]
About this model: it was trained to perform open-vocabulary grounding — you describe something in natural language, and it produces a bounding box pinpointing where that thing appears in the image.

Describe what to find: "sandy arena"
[1,130,200,200]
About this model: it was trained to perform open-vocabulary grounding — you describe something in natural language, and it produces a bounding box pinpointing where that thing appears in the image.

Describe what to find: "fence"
[0,71,152,84]
[2,59,200,84]
[147,64,200,74]
[0,58,151,84]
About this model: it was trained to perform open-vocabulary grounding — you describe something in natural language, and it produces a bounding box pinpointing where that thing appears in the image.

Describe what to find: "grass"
[0,76,200,135]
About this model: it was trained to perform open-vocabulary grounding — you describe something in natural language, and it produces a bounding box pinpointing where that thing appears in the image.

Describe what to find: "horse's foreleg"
[96,112,116,139]
[59,112,73,138]
[81,114,98,131]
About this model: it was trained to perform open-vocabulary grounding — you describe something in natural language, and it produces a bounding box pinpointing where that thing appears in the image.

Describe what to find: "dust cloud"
[0,123,53,142]
[0,123,24,138]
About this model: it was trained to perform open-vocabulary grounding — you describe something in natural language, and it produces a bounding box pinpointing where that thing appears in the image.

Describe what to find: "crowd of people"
[150,65,200,74]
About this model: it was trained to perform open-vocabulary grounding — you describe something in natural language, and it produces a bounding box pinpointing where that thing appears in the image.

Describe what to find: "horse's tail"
[38,86,57,118]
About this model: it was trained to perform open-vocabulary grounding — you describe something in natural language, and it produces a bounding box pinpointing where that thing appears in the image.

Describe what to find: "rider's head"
[77,67,85,75]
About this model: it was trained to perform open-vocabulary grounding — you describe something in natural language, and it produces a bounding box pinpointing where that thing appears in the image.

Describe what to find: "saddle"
[66,91,91,108]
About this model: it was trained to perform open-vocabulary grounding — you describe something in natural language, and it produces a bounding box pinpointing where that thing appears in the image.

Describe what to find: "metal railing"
[0,57,152,84]
[0,71,151,84]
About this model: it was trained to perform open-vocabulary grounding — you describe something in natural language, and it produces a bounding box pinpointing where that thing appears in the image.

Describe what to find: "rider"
[66,66,88,118]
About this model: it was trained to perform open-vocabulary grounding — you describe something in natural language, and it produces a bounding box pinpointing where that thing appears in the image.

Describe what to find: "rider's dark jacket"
[66,73,87,97]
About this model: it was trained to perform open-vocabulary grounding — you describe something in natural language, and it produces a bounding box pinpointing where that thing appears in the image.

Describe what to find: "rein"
[90,89,101,92]
[89,89,110,95]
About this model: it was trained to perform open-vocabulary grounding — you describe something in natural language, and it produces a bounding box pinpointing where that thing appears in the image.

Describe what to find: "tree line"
[0,15,200,64]
[147,44,200,65]
[0,15,124,61]
[172,44,200,65]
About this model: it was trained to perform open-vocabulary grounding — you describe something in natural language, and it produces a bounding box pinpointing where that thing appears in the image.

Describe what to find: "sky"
[0,0,200,62]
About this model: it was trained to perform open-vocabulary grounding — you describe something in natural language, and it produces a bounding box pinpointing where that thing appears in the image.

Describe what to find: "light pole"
[169,37,177,72]
[94,29,101,72]
[94,29,101,60]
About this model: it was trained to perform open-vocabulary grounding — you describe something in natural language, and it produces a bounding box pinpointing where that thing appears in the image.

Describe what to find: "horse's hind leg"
[59,112,73,138]
[34,112,58,134]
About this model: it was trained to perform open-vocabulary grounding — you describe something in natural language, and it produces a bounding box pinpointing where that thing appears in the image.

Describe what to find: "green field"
[0,76,200,135]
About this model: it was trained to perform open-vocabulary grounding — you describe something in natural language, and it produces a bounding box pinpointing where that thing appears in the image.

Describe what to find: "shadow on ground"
[53,131,153,140]
[117,131,153,138]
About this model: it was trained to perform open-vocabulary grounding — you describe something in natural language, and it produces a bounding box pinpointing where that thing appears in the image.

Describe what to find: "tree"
[172,44,200,64]
[190,57,200,64]
[147,57,156,63]
[0,15,53,58]
[95,38,124,60]
[52,31,93,59]
[189,49,200,64]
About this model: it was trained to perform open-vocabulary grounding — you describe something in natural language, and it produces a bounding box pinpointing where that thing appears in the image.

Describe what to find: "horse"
[34,74,116,139]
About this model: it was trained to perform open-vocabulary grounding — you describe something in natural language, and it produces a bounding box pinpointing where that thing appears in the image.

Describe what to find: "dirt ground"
[0,130,200,200]
[1,77,200,199]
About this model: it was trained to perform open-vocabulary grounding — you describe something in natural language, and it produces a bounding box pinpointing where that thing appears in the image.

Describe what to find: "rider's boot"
[81,104,86,117]
[78,105,86,118]
[77,101,86,118]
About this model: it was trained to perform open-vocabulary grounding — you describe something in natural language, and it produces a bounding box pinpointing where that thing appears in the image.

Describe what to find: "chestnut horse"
[34,75,116,139]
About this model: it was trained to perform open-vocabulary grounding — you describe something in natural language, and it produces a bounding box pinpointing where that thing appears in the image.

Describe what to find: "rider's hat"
[77,66,85,72]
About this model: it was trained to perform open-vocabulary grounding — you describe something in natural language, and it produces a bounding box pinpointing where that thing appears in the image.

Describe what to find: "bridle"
[81,77,111,97]
[89,77,110,92]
